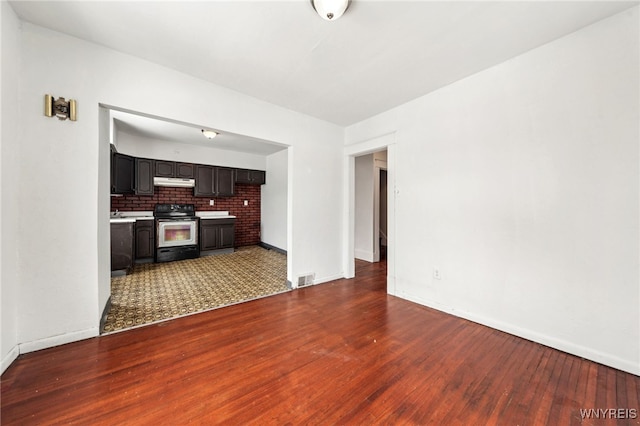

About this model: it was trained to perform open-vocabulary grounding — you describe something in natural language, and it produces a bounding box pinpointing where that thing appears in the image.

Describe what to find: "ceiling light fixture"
[311,0,350,21]
[201,129,217,139]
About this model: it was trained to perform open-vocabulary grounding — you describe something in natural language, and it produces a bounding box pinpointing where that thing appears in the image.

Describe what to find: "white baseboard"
[19,327,99,354]
[399,291,640,376]
[315,273,345,285]
[355,249,374,262]
[1,345,20,374]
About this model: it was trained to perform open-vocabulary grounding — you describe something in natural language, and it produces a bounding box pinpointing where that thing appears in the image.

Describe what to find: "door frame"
[343,132,396,295]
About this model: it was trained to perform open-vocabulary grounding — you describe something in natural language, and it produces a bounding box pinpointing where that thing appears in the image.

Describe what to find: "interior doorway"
[343,133,395,295]
[354,149,387,264]
[379,169,388,260]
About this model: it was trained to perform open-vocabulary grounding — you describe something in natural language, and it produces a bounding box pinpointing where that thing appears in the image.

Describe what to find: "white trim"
[373,162,387,264]
[373,164,380,263]
[345,132,396,156]
[342,154,356,278]
[1,345,20,374]
[399,291,640,376]
[287,146,294,286]
[314,273,347,285]
[355,249,375,263]
[19,327,98,354]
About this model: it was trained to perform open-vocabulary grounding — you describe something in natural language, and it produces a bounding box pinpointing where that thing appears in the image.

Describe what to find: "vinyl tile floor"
[103,246,288,333]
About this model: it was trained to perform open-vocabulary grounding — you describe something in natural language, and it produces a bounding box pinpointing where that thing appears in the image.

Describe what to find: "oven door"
[156,219,198,248]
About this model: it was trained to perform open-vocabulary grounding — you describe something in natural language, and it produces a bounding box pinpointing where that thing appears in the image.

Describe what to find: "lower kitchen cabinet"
[111,222,135,273]
[135,220,155,261]
[200,218,235,254]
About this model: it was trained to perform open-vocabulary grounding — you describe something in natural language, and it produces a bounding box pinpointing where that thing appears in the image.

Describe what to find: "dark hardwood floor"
[2,260,638,425]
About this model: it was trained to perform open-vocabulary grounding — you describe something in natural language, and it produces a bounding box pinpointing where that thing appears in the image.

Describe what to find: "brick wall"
[111,185,262,247]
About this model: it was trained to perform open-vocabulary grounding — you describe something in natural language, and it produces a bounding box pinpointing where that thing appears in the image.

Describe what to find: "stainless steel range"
[154,204,199,263]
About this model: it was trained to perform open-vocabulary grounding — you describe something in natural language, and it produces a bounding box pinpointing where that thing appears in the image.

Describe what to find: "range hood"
[153,177,195,188]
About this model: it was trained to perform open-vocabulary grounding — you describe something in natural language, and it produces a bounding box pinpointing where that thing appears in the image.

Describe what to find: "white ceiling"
[110,109,288,155]
[10,0,638,149]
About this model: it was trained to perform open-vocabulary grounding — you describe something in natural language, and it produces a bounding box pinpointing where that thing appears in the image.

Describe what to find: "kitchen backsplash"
[111,185,261,247]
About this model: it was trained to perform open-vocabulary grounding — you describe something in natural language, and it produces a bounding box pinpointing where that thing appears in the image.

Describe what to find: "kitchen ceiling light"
[311,0,350,21]
[201,129,217,139]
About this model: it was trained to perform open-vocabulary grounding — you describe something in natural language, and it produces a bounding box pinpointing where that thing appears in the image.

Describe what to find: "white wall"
[116,130,268,171]
[261,149,288,252]
[354,154,374,261]
[11,22,343,356]
[0,0,21,373]
[97,107,111,320]
[346,7,639,375]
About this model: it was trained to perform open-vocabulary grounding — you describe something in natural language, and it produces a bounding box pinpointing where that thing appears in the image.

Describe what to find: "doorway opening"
[343,133,396,295]
[379,169,388,261]
[99,105,292,333]
[354,150,387,264]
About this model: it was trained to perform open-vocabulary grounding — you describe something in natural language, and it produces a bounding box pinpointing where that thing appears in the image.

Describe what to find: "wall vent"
[297,273,315,287]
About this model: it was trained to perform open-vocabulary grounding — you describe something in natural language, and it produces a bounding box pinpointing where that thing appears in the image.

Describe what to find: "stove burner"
[154,204,196,218]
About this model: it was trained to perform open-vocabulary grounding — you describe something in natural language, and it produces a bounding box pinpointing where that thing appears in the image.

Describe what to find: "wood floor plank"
[2,259,639,425]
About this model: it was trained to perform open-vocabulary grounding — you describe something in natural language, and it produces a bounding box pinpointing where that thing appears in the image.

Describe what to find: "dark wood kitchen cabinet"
[111,152,134,194]
[194,165,235,197]
[155,160,175,177]
[194,165,215,196]
[176,162,195,178]
[200,219,235,253]
[135,158,154,196]
[216,167,235,196]
[135,220,155,261]
[235,169,266,185]
[155,161,195,178]
[111,222,135,273]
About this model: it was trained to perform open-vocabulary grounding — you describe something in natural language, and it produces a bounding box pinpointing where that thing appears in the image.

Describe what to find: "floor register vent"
[297,273,315,287]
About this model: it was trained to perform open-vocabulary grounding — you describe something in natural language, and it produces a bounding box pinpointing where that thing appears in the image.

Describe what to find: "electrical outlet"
[243,200,248,206]
[433,268,442,280]
[209,200,214,206]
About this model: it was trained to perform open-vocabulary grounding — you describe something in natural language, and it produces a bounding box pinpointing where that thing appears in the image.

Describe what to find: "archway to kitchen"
[99,105,291,333]
[343,133,396,294]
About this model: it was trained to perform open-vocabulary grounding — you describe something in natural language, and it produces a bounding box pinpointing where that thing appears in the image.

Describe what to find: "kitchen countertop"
[196,211,236,219]
[110,218,137,223]
[110,211,154,223]
[109,211,237,222]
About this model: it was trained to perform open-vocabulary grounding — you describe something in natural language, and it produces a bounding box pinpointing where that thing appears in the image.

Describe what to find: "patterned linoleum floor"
[103,246,288,333]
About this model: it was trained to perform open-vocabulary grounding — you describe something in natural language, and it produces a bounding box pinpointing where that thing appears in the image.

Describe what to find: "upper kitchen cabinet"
[194,165,215,197]
[194,165,235,197]
[154,160,175,177]
[176,162,195,178]
[135,158,154,196]
[216,167,235,197]
[235,169,266,185]
[155,161,195,179]
[111,152,134,194]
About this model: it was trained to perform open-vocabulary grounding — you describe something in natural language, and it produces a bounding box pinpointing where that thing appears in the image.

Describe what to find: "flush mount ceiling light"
[311,0,350,21]
[201,129,218,139]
